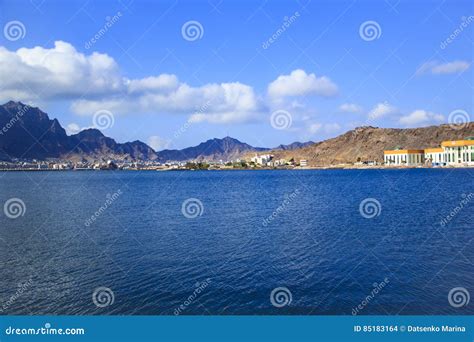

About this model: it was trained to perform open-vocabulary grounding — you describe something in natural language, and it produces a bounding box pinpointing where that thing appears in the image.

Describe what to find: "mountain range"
[264,123,474,166]
[0,101,312,162]
[0,101,156,162]
[1,101,472,165]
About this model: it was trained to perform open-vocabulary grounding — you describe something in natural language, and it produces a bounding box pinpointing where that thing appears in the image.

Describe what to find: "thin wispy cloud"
[416,60,470,75]
[339,103,363,113]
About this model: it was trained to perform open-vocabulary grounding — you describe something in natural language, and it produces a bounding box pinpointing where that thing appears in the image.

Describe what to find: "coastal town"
[1,137,473,171]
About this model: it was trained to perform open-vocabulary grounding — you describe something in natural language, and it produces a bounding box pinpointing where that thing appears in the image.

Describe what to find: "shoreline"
[1,165,472,172]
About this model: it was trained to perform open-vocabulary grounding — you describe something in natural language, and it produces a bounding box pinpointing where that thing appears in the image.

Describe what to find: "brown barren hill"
[264,123,474,166]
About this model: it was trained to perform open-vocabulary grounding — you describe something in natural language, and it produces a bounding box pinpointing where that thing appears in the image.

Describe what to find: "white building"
[250,154,273,166]
[300,159,308,167]
[424,147,445,166]
[384,149,425,166]
[441,139,474,166]
[385,138,474,167]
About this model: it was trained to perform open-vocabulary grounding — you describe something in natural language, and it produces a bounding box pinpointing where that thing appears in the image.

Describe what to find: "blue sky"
[0,0,472,150]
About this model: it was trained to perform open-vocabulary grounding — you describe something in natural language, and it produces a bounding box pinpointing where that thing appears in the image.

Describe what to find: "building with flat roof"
[250,154,273,166]
[424,147,445,166]
[384,149,425,166]
[441,139,474,165]
[384,137,474,167]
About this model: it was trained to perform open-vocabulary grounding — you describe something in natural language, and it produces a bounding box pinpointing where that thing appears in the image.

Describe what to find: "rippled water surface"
[0,169,473,315]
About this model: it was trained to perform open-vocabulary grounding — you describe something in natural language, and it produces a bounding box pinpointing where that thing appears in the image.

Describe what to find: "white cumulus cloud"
[0,41,123,101]
[368,102,398,120]
[267,69,338,98]
[0,41,263,124]
[399,110,444,126]
[66,123,81,135]
[147,135,171,151]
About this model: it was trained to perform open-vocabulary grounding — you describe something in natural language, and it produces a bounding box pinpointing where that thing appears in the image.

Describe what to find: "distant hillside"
[157,137,268,162]
[273,141,314,151]
[265,124,474,166]
[157,138,314,162]
[0,101,158,161]
[0,101,315,162]
[0,101,74,160]
[67,129,158,162]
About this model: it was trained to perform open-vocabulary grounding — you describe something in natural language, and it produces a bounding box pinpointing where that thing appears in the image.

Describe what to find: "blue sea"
[0,169,472,315]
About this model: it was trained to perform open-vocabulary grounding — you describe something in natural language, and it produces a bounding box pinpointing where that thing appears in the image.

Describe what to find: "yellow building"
[384,137,474,167]
[441,139,474,165]
[384,149,425,166]
[424,147,445,166]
